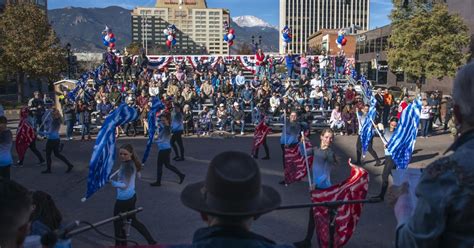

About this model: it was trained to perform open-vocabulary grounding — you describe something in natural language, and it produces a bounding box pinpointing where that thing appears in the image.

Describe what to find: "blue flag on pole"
[360,95,377,156]
[84,104,138,200]
[142,98,165,164]
[387,98,422,169]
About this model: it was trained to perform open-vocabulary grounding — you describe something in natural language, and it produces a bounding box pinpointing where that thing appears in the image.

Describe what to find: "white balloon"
[227,34,234,40]
[283,42,287,48]
[104,35,111,42]
[168,35,174,41]
[337,44,342,49]
[163,29,169,35]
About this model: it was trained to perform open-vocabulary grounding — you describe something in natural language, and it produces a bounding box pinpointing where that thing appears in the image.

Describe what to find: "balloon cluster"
[223,21,235,46]
[281,26,292,48]
[163,24,177,48]
[102,26,116,48]
[336,29,347,49]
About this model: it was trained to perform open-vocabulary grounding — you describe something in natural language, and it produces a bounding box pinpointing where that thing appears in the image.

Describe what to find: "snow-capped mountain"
[232,15,277,30]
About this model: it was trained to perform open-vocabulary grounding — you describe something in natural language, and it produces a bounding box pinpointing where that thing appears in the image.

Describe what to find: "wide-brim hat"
[181,151,281,217]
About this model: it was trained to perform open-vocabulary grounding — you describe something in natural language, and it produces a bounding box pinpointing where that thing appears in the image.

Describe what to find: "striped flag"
[15,108,36,161]
[311,161,369,248]
[142,98,165,164]
[251,121,271,156]
[284,140,313,184]
[84,104,138,200]
[387,98,422,169]
[360,75,372,103]
[360,96,377,156]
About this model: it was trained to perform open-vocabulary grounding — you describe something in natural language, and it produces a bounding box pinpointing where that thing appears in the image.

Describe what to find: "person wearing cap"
[178,151,291,248]
[231,102,245,135]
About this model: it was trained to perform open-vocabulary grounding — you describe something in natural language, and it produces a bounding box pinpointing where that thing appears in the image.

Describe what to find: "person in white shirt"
[420,99,432,138]
[309,86,324,110]
[329,104,344,134]
[318,54,328,79]
[310,76,322,89]
[149,81,160,97]
[235,71,246,93]
[269,92,280,113]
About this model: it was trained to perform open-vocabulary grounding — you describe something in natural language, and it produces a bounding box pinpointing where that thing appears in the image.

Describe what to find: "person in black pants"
[40,109,74,174]
[16,139,45,166]
[355,105,382,166]
[254,138,270,160]
[111,144,156,246]
[171,105,185,161]
[150,115,185,187]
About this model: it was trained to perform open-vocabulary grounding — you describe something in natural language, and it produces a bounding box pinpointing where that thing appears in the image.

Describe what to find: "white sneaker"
[241,132,244,135]
[231,132,236,135]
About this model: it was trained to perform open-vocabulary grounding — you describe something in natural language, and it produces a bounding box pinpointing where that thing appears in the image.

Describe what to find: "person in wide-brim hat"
[181,151,281,217]
[179,151,290,247]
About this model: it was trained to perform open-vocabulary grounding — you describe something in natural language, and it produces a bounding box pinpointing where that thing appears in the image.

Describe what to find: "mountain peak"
[232,16,276,29]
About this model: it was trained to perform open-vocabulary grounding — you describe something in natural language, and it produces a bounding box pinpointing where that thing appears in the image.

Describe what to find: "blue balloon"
[283,33,289,39]
[337,36,344,44]
[109,38,116,43]
[223,34,229,41]
[172,39,177,45]
[231,34,236,40]
[103,40,109,46]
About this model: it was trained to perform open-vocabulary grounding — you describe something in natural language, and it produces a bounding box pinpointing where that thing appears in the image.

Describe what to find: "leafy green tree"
[388,2,470,90]
[0,2,66,103]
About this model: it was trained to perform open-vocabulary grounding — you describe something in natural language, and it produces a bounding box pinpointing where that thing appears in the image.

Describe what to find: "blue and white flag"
[360,75,371,103]
[84,104,138,200]
[387,98,422,169]
[360,96,377,156]
[142,98,165,164]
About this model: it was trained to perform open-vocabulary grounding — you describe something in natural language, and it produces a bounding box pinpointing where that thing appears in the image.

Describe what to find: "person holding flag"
[371,118,398,200]
[355,104,382,166]
[111,144,156,246]
[15,107,45,167]
[171,104,185,161]
[293,128,337,248]
[252,112,271,160]
[150,114,185,187]
[280,111,304,185]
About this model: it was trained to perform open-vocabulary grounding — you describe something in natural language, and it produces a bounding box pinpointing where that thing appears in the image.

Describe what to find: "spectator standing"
[420,99,432,138]
[255,49,265,78]
[300,53,309,77]
[382,89,393,126]
[285,51,296,79]
[62,99,75,140]
[334,51,346,79]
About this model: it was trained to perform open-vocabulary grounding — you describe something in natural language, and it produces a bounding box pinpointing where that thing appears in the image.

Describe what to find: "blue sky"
[48,0,393,29]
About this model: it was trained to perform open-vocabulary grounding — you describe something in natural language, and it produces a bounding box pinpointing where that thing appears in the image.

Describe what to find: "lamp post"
[375,53,380,84]
[251,35,262,53]
[66,43,71,79]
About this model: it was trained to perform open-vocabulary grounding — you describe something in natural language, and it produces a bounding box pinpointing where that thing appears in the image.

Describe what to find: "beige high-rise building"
[131,0,230,55]
[279,0,370,54]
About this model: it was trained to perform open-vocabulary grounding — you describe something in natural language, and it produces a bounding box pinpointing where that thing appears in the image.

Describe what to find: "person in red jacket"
[397,97,408,119]
[255,49,265,79]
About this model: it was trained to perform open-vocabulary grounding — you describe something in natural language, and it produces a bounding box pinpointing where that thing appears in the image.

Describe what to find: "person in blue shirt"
[150,114,185,187]
[279,111,303,184]
[294,128,337,248]
[285,51,296,79]
[0,116,13,180]
[39,108,74,174]
[111,144,156,246]
[171,104,185,161]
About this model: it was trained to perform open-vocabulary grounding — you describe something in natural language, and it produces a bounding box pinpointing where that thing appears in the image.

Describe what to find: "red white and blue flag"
[251,121,271,156]
[311,161,369,248]
[284,140,313,184]
[16,108,36,161]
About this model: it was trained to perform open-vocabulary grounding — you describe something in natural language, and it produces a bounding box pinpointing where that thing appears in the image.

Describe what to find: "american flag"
[311,162,369,248]
[387,98,422,169]
[284,140,313,184]
[251,121,271,156]
[84,104,138,200]
[15,108,36,161]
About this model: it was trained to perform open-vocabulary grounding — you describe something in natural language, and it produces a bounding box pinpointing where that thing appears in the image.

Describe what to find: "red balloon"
[229,28,235,34]
[109,43,115,48]
[109,33,115,39]
[228,40,234,46]
[166,40,172,47]
[341,38,347,46]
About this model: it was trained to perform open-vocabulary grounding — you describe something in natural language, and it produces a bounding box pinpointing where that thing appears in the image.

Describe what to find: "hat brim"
[181,182,281,217]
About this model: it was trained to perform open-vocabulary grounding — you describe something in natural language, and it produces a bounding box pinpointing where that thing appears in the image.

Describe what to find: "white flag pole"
[370,119,388,146]
[301,131,312,190]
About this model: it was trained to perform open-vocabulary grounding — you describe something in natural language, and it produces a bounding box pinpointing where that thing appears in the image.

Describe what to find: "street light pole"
[251,35,262,53]
[66,43,71,79]
[376,53,380,84]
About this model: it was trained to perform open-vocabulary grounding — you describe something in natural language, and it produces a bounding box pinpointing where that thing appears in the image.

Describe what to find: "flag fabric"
[142,98,165,164]
[311,162,369,248]
[284,140,313,184]
[15,108,36,161]
[85,104,138,199]
[387,98,422,169]
[251,121,271,156]
[360,96,377,156]
[360,75,371,103]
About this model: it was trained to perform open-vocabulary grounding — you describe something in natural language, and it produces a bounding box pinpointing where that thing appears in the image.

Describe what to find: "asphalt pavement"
[9,123,453,247]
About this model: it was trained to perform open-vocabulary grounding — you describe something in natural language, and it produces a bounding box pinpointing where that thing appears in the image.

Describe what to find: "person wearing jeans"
[62,101,75,140]
[420,100,431,138]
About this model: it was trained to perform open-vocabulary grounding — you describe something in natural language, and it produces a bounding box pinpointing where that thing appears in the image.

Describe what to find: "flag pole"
[370,119,387,146]
[301,131,312,190]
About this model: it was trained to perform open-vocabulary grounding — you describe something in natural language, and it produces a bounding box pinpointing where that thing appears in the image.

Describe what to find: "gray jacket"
[396,129,474,248]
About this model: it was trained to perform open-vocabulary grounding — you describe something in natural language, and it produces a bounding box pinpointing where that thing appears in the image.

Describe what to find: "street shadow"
[410,152,439,164]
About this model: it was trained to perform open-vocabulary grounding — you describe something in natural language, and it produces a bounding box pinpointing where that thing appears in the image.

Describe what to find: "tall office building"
[131,0,230,55]
[279,0,370,54]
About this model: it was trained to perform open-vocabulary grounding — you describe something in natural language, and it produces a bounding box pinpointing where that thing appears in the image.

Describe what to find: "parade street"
[10,131,452,247]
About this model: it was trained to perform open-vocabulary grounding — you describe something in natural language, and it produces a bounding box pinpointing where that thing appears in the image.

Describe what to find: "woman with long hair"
[294,128,337,248]
[150,115,185,187]
[111,144,156,246]
[29,191,62,236]
[40,108,74,174]
[171,104,185,161]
